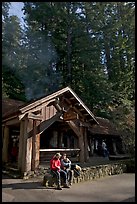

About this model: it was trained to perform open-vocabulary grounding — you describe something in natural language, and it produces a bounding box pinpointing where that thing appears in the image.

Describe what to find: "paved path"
[2,173,135,202]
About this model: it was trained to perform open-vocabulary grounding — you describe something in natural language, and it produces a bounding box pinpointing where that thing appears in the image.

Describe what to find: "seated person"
[50,152,70,190]
[61,153,74,185]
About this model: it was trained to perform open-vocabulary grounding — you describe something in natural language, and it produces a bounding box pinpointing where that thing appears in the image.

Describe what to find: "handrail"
[40,148,80,152]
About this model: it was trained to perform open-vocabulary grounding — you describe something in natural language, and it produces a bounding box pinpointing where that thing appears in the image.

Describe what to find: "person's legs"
[60,169,70,188]
[66,169,69,180]
[68,170,74,185]
[105,149,108,157]
[103,149,106,157]
[106,149,109,158]
[51,170,62,190]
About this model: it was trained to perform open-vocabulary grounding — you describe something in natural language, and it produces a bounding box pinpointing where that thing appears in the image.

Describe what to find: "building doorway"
[8,125,20,165]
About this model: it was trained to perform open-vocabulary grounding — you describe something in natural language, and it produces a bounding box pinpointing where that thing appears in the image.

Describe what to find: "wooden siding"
[43,105,57,121]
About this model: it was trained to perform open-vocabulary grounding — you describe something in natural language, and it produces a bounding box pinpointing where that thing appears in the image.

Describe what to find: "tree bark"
[67,2,72,85]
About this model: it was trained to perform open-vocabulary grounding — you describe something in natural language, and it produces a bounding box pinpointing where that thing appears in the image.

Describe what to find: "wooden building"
[2,87,99,174]
[88,117,125,156]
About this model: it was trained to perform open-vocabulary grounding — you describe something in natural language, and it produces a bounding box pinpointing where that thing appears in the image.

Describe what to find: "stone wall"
[72,163,127,184]
[2,161,129,181]
[42,162,127,187]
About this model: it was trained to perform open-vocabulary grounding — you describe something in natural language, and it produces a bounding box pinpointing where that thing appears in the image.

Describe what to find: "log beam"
[2,126,9,163]
[79,126,85,163]
[67,120,84,162]
[31,120,40,170]
[21,118,33,173]
[18,120,25,170]
[83,127,89,162]
[28,112,42,120]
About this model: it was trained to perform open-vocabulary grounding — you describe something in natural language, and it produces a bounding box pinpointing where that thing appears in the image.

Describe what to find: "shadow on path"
[120,197,135,202]
[2,181,56,190]
[2,174,16,179]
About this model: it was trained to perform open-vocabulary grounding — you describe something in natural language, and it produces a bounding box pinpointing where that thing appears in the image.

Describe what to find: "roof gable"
[19,86,98,124]
[2,87,98,125]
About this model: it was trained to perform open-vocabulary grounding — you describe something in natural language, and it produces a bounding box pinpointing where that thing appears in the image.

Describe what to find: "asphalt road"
[2,173,135,202]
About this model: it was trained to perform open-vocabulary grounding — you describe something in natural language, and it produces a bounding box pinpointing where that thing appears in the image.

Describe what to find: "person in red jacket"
[50,152,70,190]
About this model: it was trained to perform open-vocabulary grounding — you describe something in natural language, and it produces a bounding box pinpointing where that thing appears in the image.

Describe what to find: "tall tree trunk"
[67,2,72,85]
[104,35,112,80]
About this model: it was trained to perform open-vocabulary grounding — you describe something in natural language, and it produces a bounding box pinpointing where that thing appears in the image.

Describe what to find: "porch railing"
[40,148,80,163]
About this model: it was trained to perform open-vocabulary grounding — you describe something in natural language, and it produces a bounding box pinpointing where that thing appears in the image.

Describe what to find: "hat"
[55,152,62,157]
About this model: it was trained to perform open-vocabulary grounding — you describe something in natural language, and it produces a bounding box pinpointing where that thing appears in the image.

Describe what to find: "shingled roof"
[2,98,26,118]
[89,117,119,136]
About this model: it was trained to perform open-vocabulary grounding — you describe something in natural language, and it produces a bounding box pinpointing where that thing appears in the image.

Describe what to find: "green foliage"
[123,158,135,173]
[109,99,135,155]
[2,2,135,150]
[2,8,26,101]
[2,66,26,101]
[2,2,11,19]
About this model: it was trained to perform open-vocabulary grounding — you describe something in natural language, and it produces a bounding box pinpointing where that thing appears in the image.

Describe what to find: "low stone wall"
[72,163,127,184]
[2,161,128,181]
[42,162,127,187]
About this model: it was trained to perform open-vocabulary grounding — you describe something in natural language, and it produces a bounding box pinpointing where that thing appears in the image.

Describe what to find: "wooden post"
[67,120,84,162]
[2,125,9,163]
[2,125,4,147]
[42,107,46,121]
[32,120,40,170]
[25,137,32,172]
[18,120,25,170]
[61,132,63,147]
[112,139,117,155]
[84,127,89,162]
[67,135,70,148]
[21,118,33,173]
[79,126,85,163]
[35,120,40,168]
[25,119,33,172]
[31,120,36,170]
[58,131,61,148]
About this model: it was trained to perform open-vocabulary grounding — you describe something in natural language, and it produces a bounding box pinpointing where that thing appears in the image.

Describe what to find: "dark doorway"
[8,125,20,165]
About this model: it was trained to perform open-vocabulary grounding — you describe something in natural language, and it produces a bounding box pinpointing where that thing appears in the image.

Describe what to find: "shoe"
[57,186,62,190]
[69,182,72,186]
[63,184,70,188]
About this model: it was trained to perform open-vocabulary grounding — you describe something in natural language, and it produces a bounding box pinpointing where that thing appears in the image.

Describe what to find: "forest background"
[2,2,135,154]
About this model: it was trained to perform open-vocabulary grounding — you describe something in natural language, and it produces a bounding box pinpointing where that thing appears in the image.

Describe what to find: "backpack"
[71,164,81,177]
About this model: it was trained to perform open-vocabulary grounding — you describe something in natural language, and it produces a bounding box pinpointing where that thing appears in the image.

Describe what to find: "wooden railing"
[40,148,80,163]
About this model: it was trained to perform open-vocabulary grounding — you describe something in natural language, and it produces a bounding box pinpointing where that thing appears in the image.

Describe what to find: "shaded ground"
[2,173,135,202]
